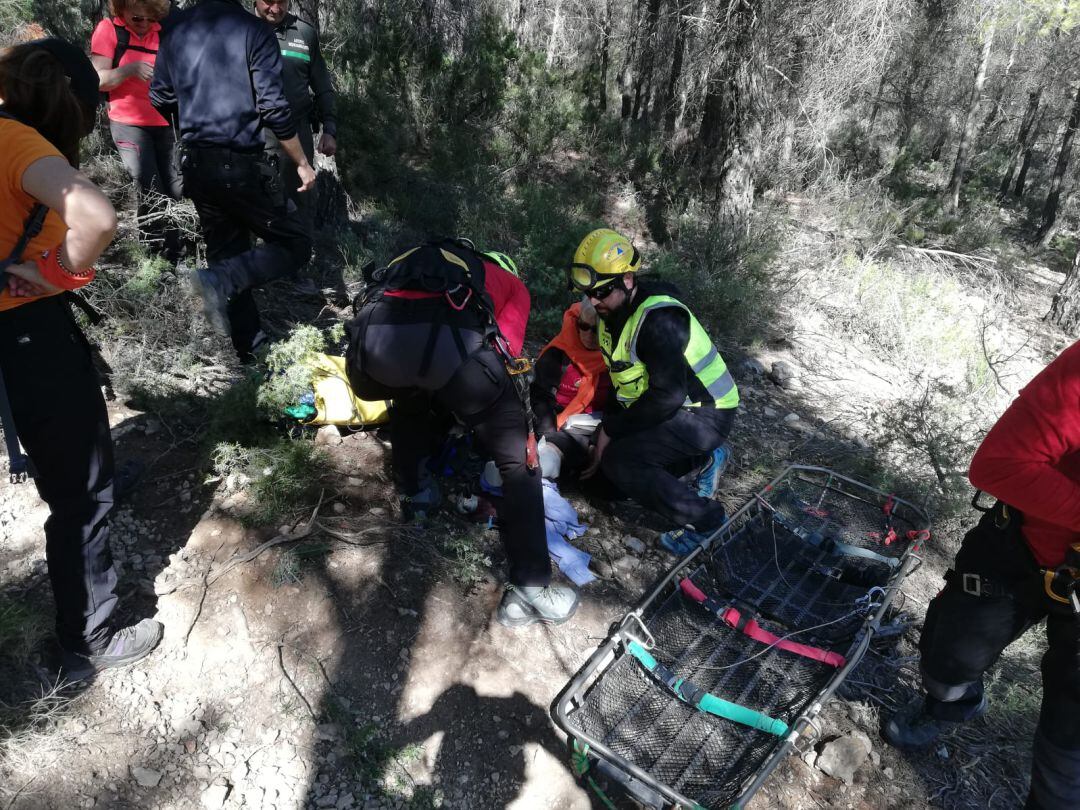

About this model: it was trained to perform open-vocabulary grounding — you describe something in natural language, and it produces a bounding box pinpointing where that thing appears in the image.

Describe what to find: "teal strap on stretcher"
[626,640,789,736]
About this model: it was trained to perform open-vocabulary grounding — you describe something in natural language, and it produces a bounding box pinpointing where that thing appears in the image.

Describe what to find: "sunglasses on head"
[576,319,598,333]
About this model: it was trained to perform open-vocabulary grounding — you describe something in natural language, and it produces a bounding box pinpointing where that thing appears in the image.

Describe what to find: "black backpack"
[345,239,502,398]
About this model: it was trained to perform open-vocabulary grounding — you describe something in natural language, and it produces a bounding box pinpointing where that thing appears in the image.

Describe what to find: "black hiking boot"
[883,693,988,749]
[60,619,164,682]
[496,585,580,628]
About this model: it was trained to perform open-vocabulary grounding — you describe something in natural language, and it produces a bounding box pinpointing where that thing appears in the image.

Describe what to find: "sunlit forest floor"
[1,137,1074,810]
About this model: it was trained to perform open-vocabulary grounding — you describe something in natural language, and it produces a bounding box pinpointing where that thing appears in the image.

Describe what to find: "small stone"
[623,536,647,555]
[936,745,949,760]
[769,360,800,389]
[184,739,197,754]
[336,794,355,809]
[491,772,501,783]
[131,767,162,788]
[740,358,767,376]
[346,477,363,487]
[201,780,230,809]
[315,426,343,446]
[332,502,347,515]
[614,554,637,572]
[368,507,388,517]
[883,766,895,780]
[763,406,779,418]
[783,412,801,424]
[816,732,872,786]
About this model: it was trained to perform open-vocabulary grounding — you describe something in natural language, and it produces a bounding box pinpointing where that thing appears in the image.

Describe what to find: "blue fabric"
[151,0,296,149]
[479,476,594,585]
[542,480,594,586]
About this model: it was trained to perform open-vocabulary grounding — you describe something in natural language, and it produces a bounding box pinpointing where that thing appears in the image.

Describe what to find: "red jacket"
[483,260,529,357]
[968,340,1080,567]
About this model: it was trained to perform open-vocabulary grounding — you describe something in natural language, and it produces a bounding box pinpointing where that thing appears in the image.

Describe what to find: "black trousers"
[601,406,734,532]
[181,146,312,357]
[918,509,1080,809]
[0,296,118,653]
[387,350,551,587]
[265,119,316,238]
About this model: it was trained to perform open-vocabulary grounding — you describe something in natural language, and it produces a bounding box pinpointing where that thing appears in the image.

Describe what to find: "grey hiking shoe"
[180,263,231,336]
[497,585,580,628]
[61,619,164,682]
[883,693,988,749]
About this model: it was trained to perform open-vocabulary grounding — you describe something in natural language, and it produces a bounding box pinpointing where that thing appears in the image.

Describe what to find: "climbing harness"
[625,639,790,736]
[678,579,846,668]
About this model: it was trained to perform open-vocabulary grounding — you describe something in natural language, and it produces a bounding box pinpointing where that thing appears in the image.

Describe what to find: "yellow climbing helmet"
[568,228,641,292]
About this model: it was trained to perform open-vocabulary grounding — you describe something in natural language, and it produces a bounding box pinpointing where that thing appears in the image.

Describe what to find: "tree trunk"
[619,0,645,119]
[696,0,762,235]
[546,0,563,67]
[1000,89,1042,199]
[662,2,688,138]
[632,0,662,121]
[1037,82,1080,247]
[867,74,888,131]
[1048,245,1080,330]
[598,0,613,113]
[946,20,995,212]
[1014,104,1046,199]
[979,17,1020,140]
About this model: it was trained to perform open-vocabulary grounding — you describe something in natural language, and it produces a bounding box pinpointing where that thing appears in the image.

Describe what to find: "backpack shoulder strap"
[0,204,49,279]
[112,22,131,70]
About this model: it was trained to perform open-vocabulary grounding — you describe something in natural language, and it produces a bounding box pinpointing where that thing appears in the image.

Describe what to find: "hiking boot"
[497,585,580,628]
[695,442,732,499]
[180,263,231,336]
[659,527,711,556]
[883,694,988,749]
[61,619,164,682]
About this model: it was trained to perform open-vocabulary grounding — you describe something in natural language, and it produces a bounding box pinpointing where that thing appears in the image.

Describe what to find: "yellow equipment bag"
[308,354,390,426]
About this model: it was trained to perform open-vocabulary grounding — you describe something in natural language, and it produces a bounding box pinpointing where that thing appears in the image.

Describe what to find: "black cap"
[25,37,100,115]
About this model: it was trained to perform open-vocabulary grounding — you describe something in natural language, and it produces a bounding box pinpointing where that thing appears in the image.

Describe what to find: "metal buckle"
[962,572,982,597]
[624,614,656,650]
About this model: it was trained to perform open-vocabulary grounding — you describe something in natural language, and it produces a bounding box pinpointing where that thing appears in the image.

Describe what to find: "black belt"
[946,568,1014,599]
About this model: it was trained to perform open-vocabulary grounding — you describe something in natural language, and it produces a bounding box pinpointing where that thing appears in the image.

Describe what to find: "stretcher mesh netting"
[556,467,928,809]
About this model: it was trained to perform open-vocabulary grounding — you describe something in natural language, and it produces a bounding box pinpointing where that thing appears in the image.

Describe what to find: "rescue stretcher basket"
[551,465,929,809]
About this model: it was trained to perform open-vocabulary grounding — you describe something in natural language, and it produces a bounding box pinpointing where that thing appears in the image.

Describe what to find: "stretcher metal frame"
[551,465,929,809]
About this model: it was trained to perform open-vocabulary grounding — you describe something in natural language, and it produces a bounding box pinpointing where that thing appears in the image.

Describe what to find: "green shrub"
[212,439,326,526]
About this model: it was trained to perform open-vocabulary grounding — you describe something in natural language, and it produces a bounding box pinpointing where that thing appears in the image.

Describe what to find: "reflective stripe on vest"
[598,295,738,409]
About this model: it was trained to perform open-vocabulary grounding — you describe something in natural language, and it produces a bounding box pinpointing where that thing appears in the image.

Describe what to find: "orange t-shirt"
[91,17,168,127]
[0,117,70,312]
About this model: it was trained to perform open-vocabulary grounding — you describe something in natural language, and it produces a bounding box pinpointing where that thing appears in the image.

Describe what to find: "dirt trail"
[0,215,1071,809]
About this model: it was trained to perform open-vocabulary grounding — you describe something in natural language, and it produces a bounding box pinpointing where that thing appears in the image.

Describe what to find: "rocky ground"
[0,204,1070,809]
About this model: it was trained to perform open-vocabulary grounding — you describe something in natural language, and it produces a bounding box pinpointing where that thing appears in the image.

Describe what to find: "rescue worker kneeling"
[345,240,579,627]
[568,229,736,553]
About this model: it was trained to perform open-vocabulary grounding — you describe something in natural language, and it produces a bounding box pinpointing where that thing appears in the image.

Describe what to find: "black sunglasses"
[586,282,621,301]
[576,319,598,333]
[130,15,156,22]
